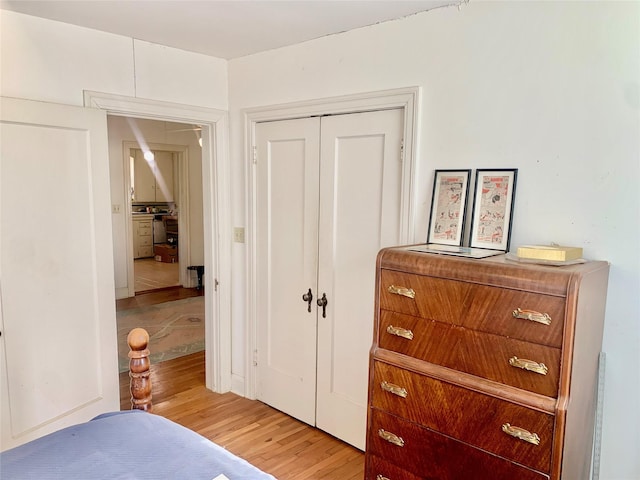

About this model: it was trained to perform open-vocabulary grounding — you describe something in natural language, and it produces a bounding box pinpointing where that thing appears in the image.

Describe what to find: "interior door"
[315,109,404,449]
[0,97,119,450]
[255,109,404,449]
[255,117,320,425]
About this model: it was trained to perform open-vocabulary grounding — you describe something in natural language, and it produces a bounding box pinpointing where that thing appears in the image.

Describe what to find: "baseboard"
[115,287,130,300]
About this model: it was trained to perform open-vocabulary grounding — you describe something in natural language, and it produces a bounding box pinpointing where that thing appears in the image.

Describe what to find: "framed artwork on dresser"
[469,168,518,251]
[426,169,471,246]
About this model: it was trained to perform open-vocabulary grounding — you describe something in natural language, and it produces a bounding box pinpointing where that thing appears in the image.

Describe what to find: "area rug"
[117,296,204,372]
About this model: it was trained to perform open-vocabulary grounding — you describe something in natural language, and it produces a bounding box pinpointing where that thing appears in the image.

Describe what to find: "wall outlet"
[233,227,245,243]
[112,204,121,214]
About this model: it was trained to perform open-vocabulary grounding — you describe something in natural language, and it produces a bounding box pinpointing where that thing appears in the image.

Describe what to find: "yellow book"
[516,245,583,262]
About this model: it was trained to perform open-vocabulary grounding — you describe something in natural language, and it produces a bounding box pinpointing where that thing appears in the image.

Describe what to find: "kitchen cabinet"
[132,215,154,258]
[132,149,174,202]
[365,246,609,479]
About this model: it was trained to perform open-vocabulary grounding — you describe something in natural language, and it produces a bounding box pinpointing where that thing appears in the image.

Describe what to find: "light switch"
[233,227,245,243]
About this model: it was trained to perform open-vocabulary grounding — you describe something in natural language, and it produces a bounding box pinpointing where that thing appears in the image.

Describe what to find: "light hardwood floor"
[119,352,365,479]
[134,257,180,293]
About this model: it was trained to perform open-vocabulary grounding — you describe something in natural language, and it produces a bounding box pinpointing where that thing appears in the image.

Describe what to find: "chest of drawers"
[365,246,609,480]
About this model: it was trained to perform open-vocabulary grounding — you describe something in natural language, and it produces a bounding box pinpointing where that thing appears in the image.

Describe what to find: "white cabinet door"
[154,151,174,203]
[133,149,156,202]
[132,149,174,202]
[0,97,119,450]
[255,109,403,449]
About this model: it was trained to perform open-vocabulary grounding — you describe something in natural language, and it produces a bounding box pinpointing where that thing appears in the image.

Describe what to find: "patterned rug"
[117,296,205,372]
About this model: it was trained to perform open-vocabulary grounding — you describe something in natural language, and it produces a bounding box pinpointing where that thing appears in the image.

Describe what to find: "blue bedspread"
[0,410,276,479]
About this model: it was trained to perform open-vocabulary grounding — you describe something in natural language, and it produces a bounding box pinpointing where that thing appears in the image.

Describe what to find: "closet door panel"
[255,117,320,426]
[315,109,404,449]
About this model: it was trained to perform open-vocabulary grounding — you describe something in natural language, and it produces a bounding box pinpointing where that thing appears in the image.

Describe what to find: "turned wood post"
[127,327,153,412]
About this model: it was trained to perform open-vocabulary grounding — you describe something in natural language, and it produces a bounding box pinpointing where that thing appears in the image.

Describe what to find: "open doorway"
[85,89,233,395]
[106,115,207,401]
[128,145,185,293]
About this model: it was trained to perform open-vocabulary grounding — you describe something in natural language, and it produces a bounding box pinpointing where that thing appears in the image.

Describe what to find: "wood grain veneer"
[364,246,609,480]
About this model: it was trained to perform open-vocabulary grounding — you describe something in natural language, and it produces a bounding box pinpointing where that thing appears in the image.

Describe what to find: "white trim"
[84,91,232,394]
[244,86,420,399]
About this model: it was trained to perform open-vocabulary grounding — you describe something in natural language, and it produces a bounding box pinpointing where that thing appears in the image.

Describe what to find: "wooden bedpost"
[127,328,153,412]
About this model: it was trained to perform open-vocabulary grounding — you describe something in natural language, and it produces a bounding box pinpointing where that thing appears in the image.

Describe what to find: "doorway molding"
[84,91,231,394]
[244,86,420,399]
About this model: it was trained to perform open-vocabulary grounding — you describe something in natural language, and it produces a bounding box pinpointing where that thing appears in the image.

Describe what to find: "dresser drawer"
[367,409,549,480]
[380,270,565,348]
[365,454,422,480]
[370,361,553,472]
[379,310,561,397]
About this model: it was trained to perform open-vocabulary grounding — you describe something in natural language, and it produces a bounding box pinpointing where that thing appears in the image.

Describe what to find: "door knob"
[317,293,328,318]
[302,288,313,312]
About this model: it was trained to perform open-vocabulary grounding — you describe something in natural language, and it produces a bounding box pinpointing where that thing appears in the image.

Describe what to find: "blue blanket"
[0,410,276,479]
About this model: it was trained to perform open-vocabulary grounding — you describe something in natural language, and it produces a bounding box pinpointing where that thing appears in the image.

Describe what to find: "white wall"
[0,10,226,296]
[228,2,639,479]
[0,10,228,109]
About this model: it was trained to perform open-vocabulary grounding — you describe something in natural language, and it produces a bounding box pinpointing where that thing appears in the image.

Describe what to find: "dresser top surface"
[378,245,609,297]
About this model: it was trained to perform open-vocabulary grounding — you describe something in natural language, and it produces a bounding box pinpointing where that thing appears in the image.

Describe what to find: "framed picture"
[469,169,518,251]
[426,169,471,246]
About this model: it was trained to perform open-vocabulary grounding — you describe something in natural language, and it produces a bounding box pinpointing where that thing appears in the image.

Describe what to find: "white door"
[0,97,119,450]
[255,117,320,425]
[255,109,404,449]
[315,109,403,449]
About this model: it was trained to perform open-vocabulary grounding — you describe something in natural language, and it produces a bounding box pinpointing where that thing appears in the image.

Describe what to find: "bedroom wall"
[227,1,639,478]
[0,9,226,297]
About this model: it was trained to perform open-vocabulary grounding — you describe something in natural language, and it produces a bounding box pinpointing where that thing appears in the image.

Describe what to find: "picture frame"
[426,169,471,246]
[469,169,518,252]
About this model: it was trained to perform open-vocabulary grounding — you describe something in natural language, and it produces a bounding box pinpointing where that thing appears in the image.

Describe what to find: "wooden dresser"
[365,246,609,480]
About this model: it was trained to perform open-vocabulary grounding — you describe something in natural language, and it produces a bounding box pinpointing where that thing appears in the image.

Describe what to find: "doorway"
[127,143,190,294]
[85,88,233,394]
[246,87,419,450]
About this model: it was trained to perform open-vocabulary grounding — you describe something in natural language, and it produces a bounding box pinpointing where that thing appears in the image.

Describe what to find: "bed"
[0,329,276,480]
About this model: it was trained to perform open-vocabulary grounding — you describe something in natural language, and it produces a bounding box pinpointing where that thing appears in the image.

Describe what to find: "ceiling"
[0,0,463,59]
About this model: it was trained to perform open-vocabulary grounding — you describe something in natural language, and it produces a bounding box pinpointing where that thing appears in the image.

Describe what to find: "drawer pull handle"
[509,356,548,375]
[512,308,552,326]
[387,285,416,299]
[380,381,408,398]
[378,429,405,447]
[502,423,541,445]
[376,476,391,480]
[386,325,414,340]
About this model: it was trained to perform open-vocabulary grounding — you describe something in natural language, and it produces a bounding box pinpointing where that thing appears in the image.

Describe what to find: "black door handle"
[317,293,328,318]
[302,288,313,312]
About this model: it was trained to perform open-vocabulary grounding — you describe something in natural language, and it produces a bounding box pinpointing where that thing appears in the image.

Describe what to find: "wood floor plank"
[119,351,364,479]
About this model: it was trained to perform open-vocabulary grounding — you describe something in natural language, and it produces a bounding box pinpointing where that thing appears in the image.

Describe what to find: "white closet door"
[255,117,320,425]
[315,109,404,450]
[254,109,404,449]
[0,97,118,450]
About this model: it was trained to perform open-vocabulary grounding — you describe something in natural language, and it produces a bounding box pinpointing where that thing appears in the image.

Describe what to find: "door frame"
[84,91,232,393]
[123,142,190,296]
[244,86,420,399]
